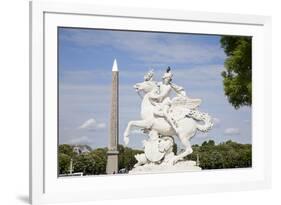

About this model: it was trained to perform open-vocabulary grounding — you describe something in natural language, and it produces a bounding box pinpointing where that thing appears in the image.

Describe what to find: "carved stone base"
[129,160,201,174]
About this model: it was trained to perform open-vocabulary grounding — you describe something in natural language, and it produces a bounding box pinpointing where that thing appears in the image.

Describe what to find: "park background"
[0,0,279,205]
[58,28,252,175]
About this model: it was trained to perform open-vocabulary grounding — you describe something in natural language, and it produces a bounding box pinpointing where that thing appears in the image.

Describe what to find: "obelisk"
[106,59,119,174]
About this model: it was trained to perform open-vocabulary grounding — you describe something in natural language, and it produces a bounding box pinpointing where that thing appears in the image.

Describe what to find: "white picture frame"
[30,1,272,204]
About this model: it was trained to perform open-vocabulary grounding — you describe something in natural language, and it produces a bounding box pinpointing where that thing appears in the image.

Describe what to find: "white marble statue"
[123,68,213,173]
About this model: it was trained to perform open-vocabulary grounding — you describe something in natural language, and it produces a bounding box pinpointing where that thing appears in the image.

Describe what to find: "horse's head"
[134,81,157,94]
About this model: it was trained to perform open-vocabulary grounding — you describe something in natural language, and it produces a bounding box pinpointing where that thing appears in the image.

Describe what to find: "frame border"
[30,1,272,204]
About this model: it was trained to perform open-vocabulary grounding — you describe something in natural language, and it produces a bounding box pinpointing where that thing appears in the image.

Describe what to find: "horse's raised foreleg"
[123,120,152,146]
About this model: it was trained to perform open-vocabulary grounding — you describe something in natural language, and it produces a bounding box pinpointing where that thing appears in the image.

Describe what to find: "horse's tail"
[186,110,213,132]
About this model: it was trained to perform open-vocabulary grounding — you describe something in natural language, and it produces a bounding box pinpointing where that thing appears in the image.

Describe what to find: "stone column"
[106,59,119,174]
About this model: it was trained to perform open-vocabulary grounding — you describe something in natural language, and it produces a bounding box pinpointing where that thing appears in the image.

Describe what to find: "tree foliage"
[58,153,71,174]
[58,144,143,175]
[220,36,252,109]
[118,144,143,171]
[72,149,107,175]
[185,140,252,169]
[58,141,251,175]
[58,144,76,158]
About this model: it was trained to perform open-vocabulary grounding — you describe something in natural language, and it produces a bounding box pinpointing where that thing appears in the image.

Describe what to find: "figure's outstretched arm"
[149,87,171,102]
[171,83,186,96]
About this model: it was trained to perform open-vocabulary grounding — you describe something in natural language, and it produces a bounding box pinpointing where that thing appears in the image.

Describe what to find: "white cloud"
[79,118,96,129]
[224,128,240,135]
[96,123,106,129]
[78,118,106,131]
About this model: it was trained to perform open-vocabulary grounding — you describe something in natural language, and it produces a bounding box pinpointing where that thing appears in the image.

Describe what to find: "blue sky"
[58,27,252,150]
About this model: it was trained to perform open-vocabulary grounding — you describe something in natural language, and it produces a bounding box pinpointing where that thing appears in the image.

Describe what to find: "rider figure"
[149,67,173,118]
[148,67,202,129]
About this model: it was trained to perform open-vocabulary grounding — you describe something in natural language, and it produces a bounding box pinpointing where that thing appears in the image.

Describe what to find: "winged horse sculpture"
[123,68,213,164]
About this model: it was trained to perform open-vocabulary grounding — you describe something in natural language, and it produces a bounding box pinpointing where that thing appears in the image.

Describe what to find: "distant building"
[73,145,91,155]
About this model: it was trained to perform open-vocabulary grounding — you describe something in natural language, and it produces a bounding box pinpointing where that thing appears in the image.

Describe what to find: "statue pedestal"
[129,160,201,174]
[129,135,201,174]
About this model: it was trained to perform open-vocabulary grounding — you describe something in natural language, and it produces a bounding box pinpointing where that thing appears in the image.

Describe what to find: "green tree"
[202,140,215,147]
[186,140,252,170]
[58,140,252,173]
[73,153,95,175]
[220,36,252,109]
[118,144,143,171]
[58,144,76,158]
[73,148,107,175]
[90,148,107,174]
[58,153,71,174]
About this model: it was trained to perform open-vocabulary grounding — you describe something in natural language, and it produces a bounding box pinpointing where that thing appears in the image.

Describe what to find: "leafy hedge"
[58,140,251,175]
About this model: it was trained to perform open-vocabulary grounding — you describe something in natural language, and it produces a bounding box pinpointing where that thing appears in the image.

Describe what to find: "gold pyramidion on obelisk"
[106,59,119,174]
